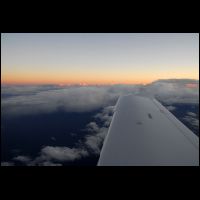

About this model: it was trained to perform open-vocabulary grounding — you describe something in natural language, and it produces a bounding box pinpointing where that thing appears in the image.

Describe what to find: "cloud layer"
[145,79,199,104]
[1,86,118,116]
[2,79,199,118]
[1,79,199,166]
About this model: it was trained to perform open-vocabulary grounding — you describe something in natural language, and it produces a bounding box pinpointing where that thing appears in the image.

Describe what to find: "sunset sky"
[1,33,199,85]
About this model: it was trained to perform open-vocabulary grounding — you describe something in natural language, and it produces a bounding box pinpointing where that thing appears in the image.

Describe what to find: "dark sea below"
[1,102,199,166]
[1,109,102,165]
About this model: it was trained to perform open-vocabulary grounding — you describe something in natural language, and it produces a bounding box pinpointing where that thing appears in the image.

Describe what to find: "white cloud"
[94,106,114,127]
[1,162,15,166]
[183,116,199,127]
[84,127,108,154]
[82,107,114,154]
[39,146,88,162]
[2,79,199,118]
[166,105,176,111]
[13,155,32,163]
[187,112,197,117]
[145,79,199,104]
[37,161,63,166]
[1,86,118,117]
[183,111,199,128]
[86,122,100,133]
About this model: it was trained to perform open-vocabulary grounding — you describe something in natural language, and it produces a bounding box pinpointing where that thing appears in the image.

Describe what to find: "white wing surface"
[98,95,199,166]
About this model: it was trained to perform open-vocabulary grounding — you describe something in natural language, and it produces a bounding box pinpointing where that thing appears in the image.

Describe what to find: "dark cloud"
[51,137,56,141]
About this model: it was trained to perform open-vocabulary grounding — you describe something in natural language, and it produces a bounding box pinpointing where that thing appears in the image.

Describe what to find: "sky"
[1,33,199,85]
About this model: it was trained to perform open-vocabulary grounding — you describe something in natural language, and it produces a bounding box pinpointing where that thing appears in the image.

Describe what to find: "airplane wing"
[98,94,199,166]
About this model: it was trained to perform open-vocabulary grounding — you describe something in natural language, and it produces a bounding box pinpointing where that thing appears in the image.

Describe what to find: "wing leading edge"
[98,95,199,166]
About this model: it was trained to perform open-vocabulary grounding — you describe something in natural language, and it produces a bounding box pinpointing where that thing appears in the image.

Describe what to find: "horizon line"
[1,78,199,86]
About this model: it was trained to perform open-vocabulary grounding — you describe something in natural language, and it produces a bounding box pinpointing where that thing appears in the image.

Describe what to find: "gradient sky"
[1,33,199,85]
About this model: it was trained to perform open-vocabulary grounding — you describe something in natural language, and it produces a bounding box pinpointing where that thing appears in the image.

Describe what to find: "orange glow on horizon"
[1,72,153,85]
[1,79,151,85]
[2,33,198,86]
[2,76,199,86]
[1,68,199,86]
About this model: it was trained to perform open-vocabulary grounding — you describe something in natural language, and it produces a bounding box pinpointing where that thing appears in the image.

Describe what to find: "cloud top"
[2,79,199,117]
